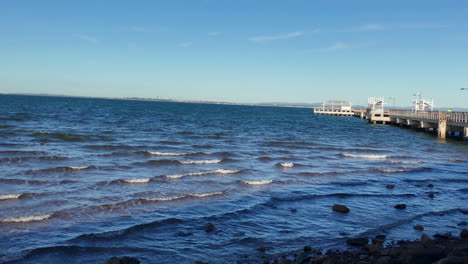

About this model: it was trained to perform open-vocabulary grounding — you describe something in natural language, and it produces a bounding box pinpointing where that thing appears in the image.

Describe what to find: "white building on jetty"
[313,100,353,116]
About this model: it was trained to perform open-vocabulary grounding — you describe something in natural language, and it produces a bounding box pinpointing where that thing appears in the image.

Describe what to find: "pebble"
[394,204,406,210]
[204,223,215,232]
[332,204,350,213]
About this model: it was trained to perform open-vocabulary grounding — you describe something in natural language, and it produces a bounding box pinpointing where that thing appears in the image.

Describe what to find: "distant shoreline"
[0,93,315,109]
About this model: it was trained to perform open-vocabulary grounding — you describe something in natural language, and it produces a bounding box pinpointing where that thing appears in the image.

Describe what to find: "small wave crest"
[1,213,53,223]
[341,153,388,159]
[180,159,222,164]
[165,168,241,179]
[0,193,23,200]
[240,180,273,185]
[122,178,151,184]
[387,160,422,164]
[145,151,212,156]
[279,162,294,168]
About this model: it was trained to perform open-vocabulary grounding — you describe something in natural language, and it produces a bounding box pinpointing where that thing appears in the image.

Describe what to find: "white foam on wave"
[68,166,88,170]
[180,159,222,164]
[165,168,240,179]
[342,154,388,159]
[1,213,53,223]
[123,178,150,184]
[0,193,23,200]
[191,191,224,198]
[240,180,273,185]
[147,151,213,156]
[388,160,422,164]
[147,151,188,156]
[280,162,294,168]
[145,191,223,202]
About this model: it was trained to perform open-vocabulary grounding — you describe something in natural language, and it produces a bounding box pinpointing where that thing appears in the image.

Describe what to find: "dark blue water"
[0,95,467,264]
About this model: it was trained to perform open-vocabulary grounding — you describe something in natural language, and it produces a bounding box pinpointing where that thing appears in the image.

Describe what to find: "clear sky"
[1,0,467,107]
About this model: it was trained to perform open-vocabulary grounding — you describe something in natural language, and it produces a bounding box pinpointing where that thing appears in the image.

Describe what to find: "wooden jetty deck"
[314,107,468,140]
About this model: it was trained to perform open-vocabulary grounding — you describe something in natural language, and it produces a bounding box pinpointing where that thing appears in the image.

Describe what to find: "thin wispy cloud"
[121,26,168,33]
[324,42,349,51]
[74,34,98,44]
[248,31,304,42]
[398,23,448,29]
[358,24,384,31]
[178,42,193,48]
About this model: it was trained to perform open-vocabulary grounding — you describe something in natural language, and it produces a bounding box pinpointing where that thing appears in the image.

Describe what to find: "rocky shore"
[257,228,468,264]
[104,227,468,264]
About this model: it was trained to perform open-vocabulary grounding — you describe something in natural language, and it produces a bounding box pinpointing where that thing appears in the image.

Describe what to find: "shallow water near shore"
[0,95,467,264]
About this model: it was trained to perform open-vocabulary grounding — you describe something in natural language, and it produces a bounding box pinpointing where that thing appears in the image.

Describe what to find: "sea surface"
[0,95,467,264]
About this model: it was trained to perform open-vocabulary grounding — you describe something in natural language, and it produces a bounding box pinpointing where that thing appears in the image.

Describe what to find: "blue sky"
[1,0,467,107]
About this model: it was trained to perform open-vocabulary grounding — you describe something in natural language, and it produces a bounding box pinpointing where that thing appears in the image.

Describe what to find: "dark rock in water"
[434,232,452,239]
[339,232,349,236]
[290,208,297,213]
[394,203,406,210]
[404,247,445,264]
[460,229,468,239]
[462,210,468,215]
[428,184,434,188]
[332,204,350,213]
[346,237,369,247]
[457,221,467,226]
[413,225,424,231]
[257,247,268,252]
[435,256,468,264]
[421,234,433,246]
[194,261,208,264]
[428,192,435,198]
[372,238,384,245]
[105,257,120,264]
[177,231,193,237]
[104,256,140,264]
[313,255,330,264]
[204,223,215,232]
[279,260,293,264]
[303,245,312,253]
[386,184,395,189]
[375,235,386,240]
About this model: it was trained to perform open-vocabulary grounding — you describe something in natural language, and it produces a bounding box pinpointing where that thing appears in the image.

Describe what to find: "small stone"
[421,234,432,246]
[394,204,406,210]
[120,257,140,264]
[375,235,386,240]
[194,261,207,264]
[303,245,312,253]
[413,225,424,231]
[332,204,350,213]
[428,192,435,198]
[371,238,384,245]
[460,229,468,239]
[346,237,369,247]
[257,247,268,252]
[434,232,452,239]
[359,254,369,260]
[314,255,330,264]
[290,208,297,213]
[104,257,120,264]
[204,223,215,232]
[428,184,434,188]
[279,260,293,264]
[386,184,395,189]
[462,210,468,215]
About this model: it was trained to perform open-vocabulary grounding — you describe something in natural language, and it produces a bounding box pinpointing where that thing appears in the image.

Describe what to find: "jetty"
[314,98,468,140]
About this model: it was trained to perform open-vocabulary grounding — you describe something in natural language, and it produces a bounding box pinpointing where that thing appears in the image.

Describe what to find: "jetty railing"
[387,109,468,123]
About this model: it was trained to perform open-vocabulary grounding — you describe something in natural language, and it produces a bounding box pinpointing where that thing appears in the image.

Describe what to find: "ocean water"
[0,95,467,264]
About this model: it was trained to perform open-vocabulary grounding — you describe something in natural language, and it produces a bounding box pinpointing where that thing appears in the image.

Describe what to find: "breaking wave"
[240,180,273,185]
[0,213,53,223]
[279,162,294,168]
[0,193,23,200]
[340,153,388,159]
[179,159,222,164]
[122,178,151,184]
[165,169,241,179]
